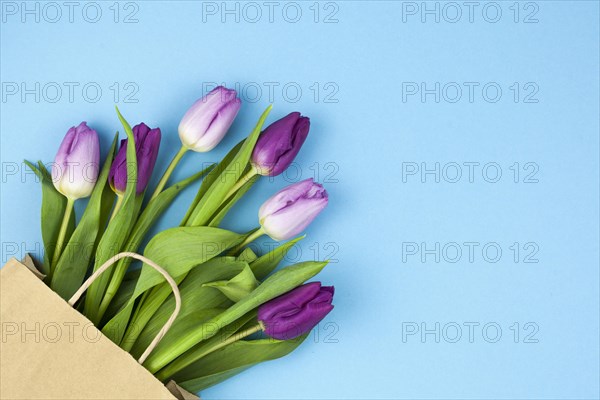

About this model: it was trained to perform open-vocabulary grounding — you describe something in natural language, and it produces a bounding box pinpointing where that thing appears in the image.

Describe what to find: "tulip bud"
[251,112,310,176]
[178,86,241,152]
[52,122,100,200]
[258,282,334,340]
[258,178,328,241]
[109,123,161,195]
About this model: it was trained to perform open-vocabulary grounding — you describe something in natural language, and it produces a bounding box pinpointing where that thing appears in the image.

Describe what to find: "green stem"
[97,263,126,323]
[228,227,264,256]
[50,197,75,274]
[96,195,134,321]
[119,290,151,350]
[149,146,188,201]
[157,323,264,381]
[120,278,182,351]
[109,194,124,223]
[223,166,258,204]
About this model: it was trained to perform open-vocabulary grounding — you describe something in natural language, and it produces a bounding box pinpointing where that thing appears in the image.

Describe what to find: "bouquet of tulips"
[24,86,335,393]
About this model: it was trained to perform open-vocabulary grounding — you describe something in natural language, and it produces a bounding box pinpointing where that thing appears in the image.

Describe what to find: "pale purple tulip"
[52,122,100,200]
[258,282,334,340]
[178,86,241,152]
[109,123,161,195]
[251,112,310,176]
[259,178,328,241]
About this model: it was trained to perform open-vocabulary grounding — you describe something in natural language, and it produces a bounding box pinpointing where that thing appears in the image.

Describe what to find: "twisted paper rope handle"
[67,252,182,365]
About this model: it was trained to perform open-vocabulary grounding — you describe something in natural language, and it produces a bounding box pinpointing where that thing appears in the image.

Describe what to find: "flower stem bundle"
[25,85,337,393]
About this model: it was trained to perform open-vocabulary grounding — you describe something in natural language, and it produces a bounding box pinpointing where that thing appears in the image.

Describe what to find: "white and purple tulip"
[52,122,100,200]
[178,86,241,152]
[259,178,328,241]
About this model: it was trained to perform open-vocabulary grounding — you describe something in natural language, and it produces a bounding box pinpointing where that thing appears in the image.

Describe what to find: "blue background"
[1,1,599,399]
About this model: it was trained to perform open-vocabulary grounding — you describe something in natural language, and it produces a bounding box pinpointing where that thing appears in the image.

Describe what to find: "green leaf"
[237,247,258,264]
[25,161,75,277]
[102,269,140,324]
[208,173,258,227]
[118,274,186,351]
[128,257,247,358]
[102,301,136,343]
[97,164,214,323]
[84,108,140,324]
[144,260,328,373]
[102,228,243,344]
[126,166,215,265]
[135,227,243,297]
[203,264,259,302]
[133,307,224,359]
[250,235,304,280]
[176,335,308,392]
[156,311,258,381]
[50,134,118,299]
[181,140,244,227]
[189,105,272,227]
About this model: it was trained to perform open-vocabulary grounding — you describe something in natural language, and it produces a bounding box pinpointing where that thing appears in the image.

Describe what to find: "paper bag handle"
[68,251,182,365]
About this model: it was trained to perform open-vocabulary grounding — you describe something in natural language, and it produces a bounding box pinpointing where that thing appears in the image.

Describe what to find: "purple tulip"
[52,122,100,200]
[258,282,334,340]
[251,112,310,176]
[109,123,161,195]
[258,178,328,241]
[178,86,241,152]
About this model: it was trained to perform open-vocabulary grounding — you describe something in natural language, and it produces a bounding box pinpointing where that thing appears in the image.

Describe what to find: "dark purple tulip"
[251,112,310,176]
[109,123,161,195]
[258,282,334,340]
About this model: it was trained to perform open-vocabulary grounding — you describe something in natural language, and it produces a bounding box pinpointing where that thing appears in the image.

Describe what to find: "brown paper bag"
[0,255,200,400]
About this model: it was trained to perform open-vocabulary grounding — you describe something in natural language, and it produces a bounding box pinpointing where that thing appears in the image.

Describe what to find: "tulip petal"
[192,99,241,152]
[257,282,322,321]
[271,116,310,176]
[109,123,161,195]
[258,178,316,221]
[251,112,300,173]
[52,122,100,199]
[259,178,328,241]
[178,86,240,152]
[134,125,161,194]
[251,112,311,176]
[258,282,335,340]
[261,197,327,240]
